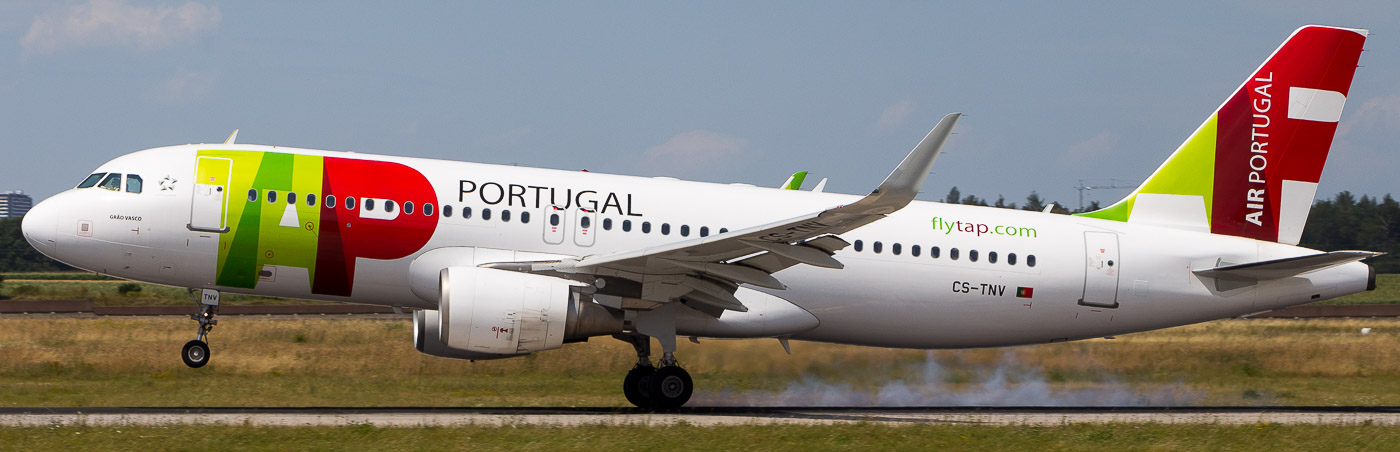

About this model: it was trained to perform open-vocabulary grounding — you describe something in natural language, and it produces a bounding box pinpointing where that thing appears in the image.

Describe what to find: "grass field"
[4,423,1400,451]
[3,317,1400,407]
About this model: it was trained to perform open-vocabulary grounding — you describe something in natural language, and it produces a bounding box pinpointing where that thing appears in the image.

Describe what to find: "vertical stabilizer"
[1079,25,1367,245]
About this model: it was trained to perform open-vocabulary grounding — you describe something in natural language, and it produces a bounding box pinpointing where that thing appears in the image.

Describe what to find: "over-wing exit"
[21,26,1378,409]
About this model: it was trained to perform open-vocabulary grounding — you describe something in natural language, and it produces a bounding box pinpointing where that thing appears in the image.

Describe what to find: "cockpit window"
[97,173,122,191]
[77,173,106,189]
[125,175,143,193]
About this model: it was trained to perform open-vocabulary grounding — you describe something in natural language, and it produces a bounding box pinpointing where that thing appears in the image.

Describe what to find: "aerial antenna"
[1075,179,1134,211]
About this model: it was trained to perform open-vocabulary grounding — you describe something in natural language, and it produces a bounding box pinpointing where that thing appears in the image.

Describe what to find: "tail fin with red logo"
[1078,25,1367,245]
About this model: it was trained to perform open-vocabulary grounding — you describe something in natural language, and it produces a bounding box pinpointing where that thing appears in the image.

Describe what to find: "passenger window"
[386,200,396,213]
[950,248,960,260]
[98,173,122,191]
[892,243,902,255]
[681,225,690,237]
[482,208,492,221]
[854,240,863,252]
[1008,253,1017,266]
[581,216,591,229]
[248,189,258,202]
[345,197,356,210]
[1027,255,1037,267]
[268,190,278,203]
[288,192,297,204]
[520,211,530,223]
[307,194,317,207]
[642,222,652,233]
[623,220,633,232]
[700,226,710,237]
[424,203,435,216]
[931,246,941,259]
[912,245,921,257]
[443,205,453,217]
[125,175,143,193]
[78,173,106,189]
[501,210,511,222]
[365,199,375,211]
[873,241,883,253]
[720,228,729,234]
[463,206,472,219]
[989,251,998,264]
[969,250,979,262]
[326,195,336,208]
[550,213,560,226]
[404,201,413,214]
[661,223,670,235]
[603,218,613,230]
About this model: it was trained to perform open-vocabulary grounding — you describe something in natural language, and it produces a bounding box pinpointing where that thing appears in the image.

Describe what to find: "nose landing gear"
[182,289,219,368]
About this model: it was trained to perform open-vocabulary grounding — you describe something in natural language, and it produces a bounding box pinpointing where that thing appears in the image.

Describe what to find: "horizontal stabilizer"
[1193,251,1381,282]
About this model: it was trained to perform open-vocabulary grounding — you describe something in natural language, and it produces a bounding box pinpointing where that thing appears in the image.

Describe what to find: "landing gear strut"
[183,289,219,368]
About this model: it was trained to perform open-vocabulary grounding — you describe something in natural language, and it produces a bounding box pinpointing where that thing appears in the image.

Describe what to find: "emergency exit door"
[1079,231,1121,308]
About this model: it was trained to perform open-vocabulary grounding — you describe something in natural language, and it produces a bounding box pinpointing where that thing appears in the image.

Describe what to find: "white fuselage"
[22,144,1372,349]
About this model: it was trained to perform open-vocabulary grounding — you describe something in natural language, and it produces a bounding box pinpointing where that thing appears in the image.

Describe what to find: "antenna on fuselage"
[224,129,239,145]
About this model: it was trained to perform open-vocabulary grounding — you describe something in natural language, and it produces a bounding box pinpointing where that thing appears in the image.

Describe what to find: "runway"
[4,406,1400,427]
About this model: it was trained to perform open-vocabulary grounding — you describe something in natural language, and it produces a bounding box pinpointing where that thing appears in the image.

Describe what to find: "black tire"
[647,366,693,410]
[623,365,655,408]
[182,340,210,368]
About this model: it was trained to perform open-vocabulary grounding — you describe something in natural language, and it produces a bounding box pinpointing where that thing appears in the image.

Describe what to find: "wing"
[485,113,962,314]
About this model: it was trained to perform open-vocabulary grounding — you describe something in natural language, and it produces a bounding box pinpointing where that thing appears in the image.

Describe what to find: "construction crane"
[1075,179,1135,212]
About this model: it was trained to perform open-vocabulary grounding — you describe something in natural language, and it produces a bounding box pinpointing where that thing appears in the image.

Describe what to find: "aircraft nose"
[21,197,58,259]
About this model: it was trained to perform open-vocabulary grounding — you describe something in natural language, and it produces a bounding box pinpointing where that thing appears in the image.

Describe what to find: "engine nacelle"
[413,266,624,360]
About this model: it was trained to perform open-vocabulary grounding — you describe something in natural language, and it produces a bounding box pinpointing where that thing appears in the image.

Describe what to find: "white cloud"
[148,67,216,105]
[21,0,221,56]
[1062,131,1118,163]
[641,130,752,172]
[874,100,916,131]
[1338,95,1400,140]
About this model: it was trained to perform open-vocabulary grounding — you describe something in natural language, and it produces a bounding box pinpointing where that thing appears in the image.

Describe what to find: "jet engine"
[413,266,623,360]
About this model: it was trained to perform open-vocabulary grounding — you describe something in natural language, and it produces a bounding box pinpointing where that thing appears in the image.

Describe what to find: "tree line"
[0,189,1394,272]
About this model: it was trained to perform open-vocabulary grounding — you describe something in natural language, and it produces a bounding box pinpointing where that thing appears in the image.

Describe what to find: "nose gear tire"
[182,340,210,368]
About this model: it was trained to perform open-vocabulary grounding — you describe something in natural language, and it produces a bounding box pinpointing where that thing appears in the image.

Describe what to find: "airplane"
[20,25,1378,409]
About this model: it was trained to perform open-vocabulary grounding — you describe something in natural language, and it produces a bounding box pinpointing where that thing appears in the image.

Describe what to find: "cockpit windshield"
[77,173,106,189]
[97,173,122,191]
[77,172,143,193]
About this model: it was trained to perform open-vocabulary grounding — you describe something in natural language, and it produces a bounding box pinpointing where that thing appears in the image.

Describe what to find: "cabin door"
[189,157,232,233]
[1079,231,1121,308]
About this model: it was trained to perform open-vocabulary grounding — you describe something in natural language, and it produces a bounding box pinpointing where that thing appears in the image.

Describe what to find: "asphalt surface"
[3,406,1399,427]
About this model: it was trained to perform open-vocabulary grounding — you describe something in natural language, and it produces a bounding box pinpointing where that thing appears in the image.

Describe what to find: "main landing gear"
[617,333,693,409]
[615,304,694,410]
[182,289,219,368]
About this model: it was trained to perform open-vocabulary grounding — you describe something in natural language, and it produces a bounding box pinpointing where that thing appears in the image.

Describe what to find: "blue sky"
[2,1,1397,209]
